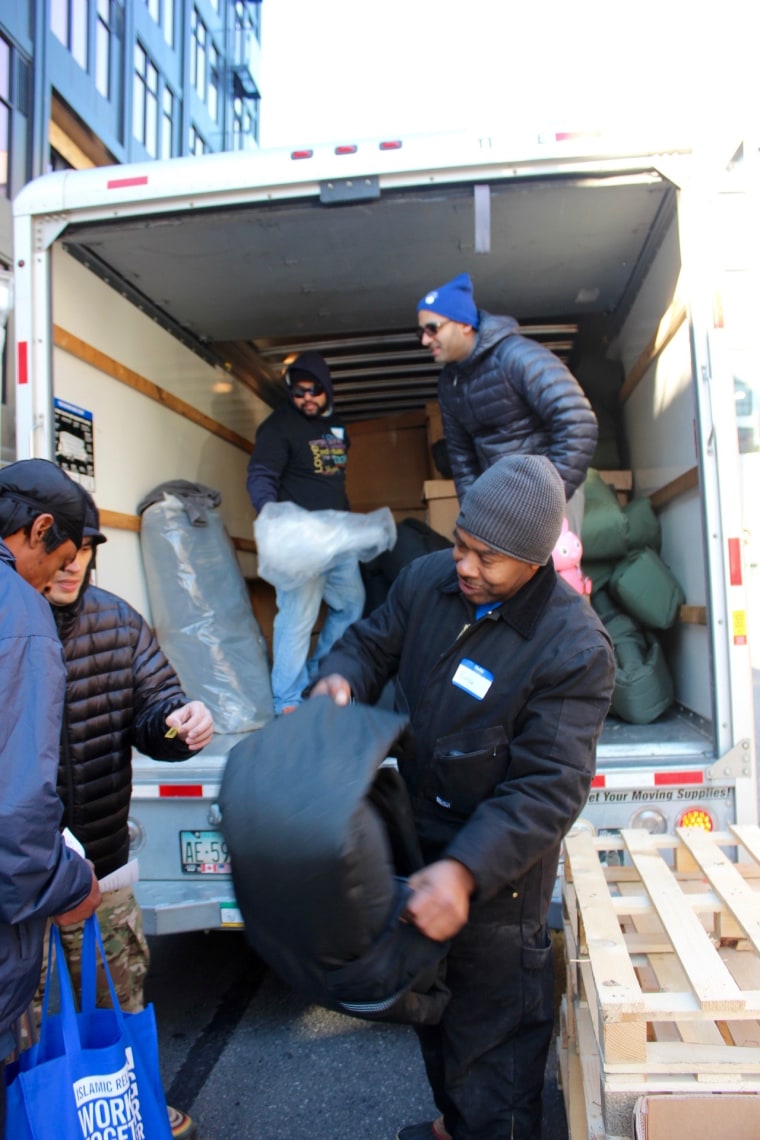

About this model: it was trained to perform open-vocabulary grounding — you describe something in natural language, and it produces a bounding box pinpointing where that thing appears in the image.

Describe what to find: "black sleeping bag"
[219,696,450,1025]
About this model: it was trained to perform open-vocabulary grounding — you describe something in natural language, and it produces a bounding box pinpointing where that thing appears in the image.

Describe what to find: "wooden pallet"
[558,825,760,1138]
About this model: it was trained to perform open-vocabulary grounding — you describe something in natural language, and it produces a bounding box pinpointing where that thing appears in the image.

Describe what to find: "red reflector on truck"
[107,175,149,189]
[591,770,704,789]
[335,145,358,155]
[159,785,203,798]
[17,341,28,385]
[654,770,703,785]
[729,537,743,586]
[379,140,403,151]
[290,149,313,160]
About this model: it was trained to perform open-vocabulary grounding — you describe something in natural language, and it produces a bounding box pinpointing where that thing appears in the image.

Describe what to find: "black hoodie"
[246,352,350,513]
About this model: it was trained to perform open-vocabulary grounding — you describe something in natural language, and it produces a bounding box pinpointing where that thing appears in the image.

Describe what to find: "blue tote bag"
[4,915,172,1140]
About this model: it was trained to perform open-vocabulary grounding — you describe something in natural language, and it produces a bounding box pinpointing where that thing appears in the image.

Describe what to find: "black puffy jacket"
[439,312,598,501]
[52,585,192,879]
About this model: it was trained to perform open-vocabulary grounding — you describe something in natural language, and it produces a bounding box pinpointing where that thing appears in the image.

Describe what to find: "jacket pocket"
[431,725,509,818]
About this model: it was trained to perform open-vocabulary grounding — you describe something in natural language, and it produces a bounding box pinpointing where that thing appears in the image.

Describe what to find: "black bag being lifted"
[219,696,450,1025]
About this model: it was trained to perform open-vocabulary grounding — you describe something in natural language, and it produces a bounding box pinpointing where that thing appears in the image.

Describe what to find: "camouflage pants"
[23,885,150,1046]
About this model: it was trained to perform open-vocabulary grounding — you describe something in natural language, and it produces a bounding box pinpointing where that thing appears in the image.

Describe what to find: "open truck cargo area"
[10,130,756,932]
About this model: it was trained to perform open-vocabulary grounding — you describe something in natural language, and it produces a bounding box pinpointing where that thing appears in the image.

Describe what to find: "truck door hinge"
[319,176,380,205]
[705,738,753,781]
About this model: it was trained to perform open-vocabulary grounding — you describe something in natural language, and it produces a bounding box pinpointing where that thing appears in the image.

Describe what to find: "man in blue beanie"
[416,273,597,532]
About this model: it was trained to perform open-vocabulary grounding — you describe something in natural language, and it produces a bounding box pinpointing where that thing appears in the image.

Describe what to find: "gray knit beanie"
[456,455,565,565]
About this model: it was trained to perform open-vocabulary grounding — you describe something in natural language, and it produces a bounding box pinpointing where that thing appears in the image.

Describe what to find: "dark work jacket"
[317,552,615,928]
[439,311,598,501]
[220,697,450,1025]
[52,584,193,879]
[0,541,93,1036]
[246,402,350,514]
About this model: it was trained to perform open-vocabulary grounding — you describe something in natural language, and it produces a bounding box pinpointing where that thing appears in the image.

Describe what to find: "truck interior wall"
[52,248,266,620]
[345,411,432,521]
[612,213,711,721]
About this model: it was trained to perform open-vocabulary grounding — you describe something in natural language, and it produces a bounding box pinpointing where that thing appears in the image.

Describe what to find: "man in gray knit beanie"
[311,453,614,1140]
[456,454,565,567]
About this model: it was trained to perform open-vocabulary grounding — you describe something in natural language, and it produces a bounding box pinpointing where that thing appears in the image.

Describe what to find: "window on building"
[161,86,174,158]
[189,124,207,156]
[145,0,174,48]
[190,8,207,100]
[208,43,219,123]
[0,36,10,199]
[133,41,159,157]
[233,0,260,57]
[51,0,89,71]
[231,93,259,152]
[95,0,112,98]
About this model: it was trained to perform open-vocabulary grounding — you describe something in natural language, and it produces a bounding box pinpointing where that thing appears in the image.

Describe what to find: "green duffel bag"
[582,560,616,597]
[605,612,674,724]
[609,546,685,629]
[623,497,661,552]
[581,469,629,561]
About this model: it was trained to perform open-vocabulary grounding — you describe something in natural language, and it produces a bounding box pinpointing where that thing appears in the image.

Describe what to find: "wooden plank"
[621,830,745,1012]
[54,324,252,453]
[648,466,699,510]
[678,605,707,625]
[598,1039,760,1074]
[573,996,608,1138]
[677,827,760,954]
[99,508,140,532]
[617,880,727,1055]
[619,298,687,402]
[564,831,646,1014]
[731,825,760,869]
[558,1000,608,1140]
[563,831,647,1064]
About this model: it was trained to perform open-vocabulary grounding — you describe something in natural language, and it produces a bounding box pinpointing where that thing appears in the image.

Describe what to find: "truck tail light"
[676,807,714,831]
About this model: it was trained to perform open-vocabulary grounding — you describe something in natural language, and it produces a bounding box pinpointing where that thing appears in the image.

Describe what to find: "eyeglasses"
[291,384,323,398]
[415,319,451,341]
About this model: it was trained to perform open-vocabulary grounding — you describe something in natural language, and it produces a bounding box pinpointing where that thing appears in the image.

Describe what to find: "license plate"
[180,830,231,874]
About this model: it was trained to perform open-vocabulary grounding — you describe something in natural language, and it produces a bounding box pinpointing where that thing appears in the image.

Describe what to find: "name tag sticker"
[452,658,494,700]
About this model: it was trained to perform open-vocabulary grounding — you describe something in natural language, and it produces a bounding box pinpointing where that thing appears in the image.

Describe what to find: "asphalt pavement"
[146,929,568,1139]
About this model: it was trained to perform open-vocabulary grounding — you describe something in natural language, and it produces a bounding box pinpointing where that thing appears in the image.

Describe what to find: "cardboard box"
[423,479,459,539]
[633,1094,760,1140]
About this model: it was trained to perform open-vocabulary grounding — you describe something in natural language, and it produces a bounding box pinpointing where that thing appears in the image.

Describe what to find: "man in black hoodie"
[246,351,365,714]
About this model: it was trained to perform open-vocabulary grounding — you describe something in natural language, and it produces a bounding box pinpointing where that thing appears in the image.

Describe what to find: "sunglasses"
[291,384,324,398]
[415,319,451,341]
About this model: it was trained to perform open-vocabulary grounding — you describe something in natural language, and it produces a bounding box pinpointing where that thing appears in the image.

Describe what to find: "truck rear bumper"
[134,879,242,935]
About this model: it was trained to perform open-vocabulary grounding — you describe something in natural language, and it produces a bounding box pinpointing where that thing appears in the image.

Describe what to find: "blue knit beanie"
[417,273,479,328]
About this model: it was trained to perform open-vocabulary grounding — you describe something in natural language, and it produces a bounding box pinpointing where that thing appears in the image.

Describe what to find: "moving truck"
[8,129,756,933]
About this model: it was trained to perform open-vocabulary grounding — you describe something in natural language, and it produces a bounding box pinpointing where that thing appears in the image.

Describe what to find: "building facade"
[0,0,263,458]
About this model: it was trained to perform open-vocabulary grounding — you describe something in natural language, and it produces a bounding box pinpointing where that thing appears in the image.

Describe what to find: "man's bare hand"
[404,859,475,941]
[166,701,214,750]
[310,674,352,707]
[54,864,101,927]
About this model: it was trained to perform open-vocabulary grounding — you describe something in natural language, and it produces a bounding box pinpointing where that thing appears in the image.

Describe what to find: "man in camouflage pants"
[35,885,148,1014]
[28,490,213,1139]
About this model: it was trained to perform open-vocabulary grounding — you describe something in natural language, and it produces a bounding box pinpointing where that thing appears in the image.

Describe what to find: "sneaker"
[167,1105,197,1139]
[396,1116,451,1140]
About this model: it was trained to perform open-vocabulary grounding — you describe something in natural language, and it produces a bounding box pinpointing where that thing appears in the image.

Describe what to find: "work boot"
[396,1116,451,1140]
[167,1105,196,1138]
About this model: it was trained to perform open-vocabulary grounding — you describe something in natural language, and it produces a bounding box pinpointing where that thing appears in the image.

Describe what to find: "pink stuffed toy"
[552,519,592,596]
